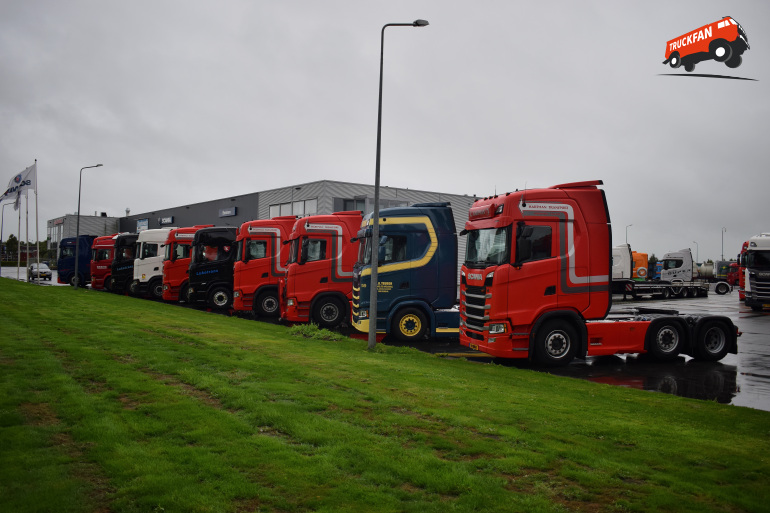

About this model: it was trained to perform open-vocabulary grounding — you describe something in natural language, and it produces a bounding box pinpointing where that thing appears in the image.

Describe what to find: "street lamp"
[368,19,429,350]
[0,202,12,261]
[73,164,103,287]
[692,240,699,263]
[625,224,632,244]
[721,227,727,261]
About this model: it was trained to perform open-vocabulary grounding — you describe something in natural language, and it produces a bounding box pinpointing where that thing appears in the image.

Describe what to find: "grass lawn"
[1,279,768,512]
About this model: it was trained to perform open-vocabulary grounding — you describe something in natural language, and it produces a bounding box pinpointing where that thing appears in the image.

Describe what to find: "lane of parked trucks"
[51,180,770,367]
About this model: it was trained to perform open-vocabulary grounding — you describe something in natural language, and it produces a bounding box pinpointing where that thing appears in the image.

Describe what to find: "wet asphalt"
[5,268,769,412]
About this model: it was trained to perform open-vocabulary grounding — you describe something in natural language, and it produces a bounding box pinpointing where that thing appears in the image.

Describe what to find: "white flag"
[1,163,36,210]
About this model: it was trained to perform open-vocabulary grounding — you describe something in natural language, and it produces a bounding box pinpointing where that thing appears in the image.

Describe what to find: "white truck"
[130,227,177,299]
[744,233,770,311]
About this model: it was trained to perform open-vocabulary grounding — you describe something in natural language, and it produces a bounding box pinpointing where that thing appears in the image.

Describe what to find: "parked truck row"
[55,180,743,366]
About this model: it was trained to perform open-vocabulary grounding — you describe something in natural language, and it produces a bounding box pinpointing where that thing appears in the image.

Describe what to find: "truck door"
[509,222,558,326]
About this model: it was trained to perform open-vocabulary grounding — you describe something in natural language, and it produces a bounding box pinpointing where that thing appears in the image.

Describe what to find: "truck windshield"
[662,259,683,270]
[358,236,372,266]
[465,227,510,267]
[60,246,76,259]
[747,251,770,268]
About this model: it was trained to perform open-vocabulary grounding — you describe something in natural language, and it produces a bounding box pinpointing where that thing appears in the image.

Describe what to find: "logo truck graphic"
[663,16,749,72]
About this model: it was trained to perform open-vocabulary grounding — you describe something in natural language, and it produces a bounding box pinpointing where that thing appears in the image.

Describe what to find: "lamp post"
[692,240,699,263]
[368,19,429,350]
[73,164,103,287]
[721,227,727,261]
[625,224,632,244]
[1,202,12,261]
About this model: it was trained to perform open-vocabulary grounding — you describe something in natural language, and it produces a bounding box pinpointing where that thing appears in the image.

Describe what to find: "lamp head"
[413,19,429,27]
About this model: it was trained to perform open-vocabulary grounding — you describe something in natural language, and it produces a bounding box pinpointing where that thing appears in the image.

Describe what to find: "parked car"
[28,263,52,281]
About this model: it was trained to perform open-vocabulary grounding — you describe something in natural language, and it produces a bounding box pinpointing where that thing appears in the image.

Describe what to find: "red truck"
[663,16,749,72]
[459,180,738,365]
[738,240,749,301]
[233,216,296,317]
[161,225,213,302]
[90,233,121,291]
[280,211,362,328]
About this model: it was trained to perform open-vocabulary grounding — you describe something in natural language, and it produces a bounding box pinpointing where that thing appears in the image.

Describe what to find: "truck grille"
[749,274,770,300]
[461,285,490,332]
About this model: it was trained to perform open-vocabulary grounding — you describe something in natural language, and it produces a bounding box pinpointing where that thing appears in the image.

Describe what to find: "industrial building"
[47,180,478,260]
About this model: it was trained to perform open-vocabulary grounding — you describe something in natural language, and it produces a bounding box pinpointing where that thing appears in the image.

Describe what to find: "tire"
[149,278,164,300]
[715,282,729,295]
[725,55,742,69]
[180,283,192,303]
[662,288,671,299]
[693,320,729,361]
[312,297,346,329]
[254,290,280,317]
[129,280,140,296]
[684,61,695,72]
[710,40,733,62]
[648,320,682,361]
[69,274,79,287]
[104,277,113,291]
[681,287,691,299]
[392,308,428,342]
[534,320,577,366]
[208,286,233,310]
[668,52,681,69]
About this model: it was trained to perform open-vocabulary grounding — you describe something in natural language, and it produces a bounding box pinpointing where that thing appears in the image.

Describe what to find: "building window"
[269,198,318,219]
[344,198,366,212]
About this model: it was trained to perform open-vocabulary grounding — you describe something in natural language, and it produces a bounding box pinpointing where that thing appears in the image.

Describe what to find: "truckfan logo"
[663,16,749,73]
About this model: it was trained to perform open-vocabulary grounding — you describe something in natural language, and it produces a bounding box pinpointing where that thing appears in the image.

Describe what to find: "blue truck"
[351,202,459,341]
[57,235,97,286]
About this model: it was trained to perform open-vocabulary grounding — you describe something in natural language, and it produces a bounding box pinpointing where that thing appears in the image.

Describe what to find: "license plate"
[470,343,479,351]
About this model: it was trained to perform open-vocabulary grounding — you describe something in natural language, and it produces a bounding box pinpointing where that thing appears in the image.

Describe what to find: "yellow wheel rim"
[399,314,422,336]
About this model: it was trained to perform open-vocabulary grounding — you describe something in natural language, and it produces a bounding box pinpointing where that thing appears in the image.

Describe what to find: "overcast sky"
[1,1,768,262]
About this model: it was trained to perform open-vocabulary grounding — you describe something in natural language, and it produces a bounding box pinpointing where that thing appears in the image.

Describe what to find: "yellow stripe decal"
[361,216,438,277]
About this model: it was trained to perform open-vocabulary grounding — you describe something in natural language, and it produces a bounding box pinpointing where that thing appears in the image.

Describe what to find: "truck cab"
[351,203,459,341]
[280,211,362,328]
[162,225,213,302]
[57,235,97,286]
[131,228,176,299]
[110,234,139,294]
[745,233,770,312]
[660,249,697,283]
[232,216,296,317]
[90,233,121,290]
[187,227,238,309]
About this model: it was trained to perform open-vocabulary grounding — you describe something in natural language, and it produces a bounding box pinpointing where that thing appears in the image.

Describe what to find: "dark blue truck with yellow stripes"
[351,203,459,341]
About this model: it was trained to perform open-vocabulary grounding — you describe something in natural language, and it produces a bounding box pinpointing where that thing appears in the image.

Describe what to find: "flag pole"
[17,194,21,280]
[26,189,30,281]
[35,160,39,284]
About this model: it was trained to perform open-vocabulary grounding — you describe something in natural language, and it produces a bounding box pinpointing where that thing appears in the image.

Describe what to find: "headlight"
[287,298,295,306]
[359,309,368,319]
[234,291,240,298]
[489,323,506,334]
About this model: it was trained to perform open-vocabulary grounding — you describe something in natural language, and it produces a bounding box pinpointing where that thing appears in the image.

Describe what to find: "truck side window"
[174,244,190,260]
[305,239,327,262]
[382,235,408,263]
[516,225,552,264]
[142,243,159,259]
[246,240,267,260]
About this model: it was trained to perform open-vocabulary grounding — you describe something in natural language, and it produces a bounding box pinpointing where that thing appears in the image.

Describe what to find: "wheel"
[710,40,733,62]
[180,283,192,303]
[254,290,280,317]
[534,320,577,366]
[129,280,140,296]
[104,277,113,291]
[69,274,79,287]
[694,321,729,361]
[208,286,233,310]
[668,52,681,69]
[681,288,691,299]
[312,297,345,328]
[715,282,729,295]
[392,308,428,342]
[149,279,164,300]
[662,288,671,299]
[647,320,682,361]
[684,61,696,72]
[725,55,742,69]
